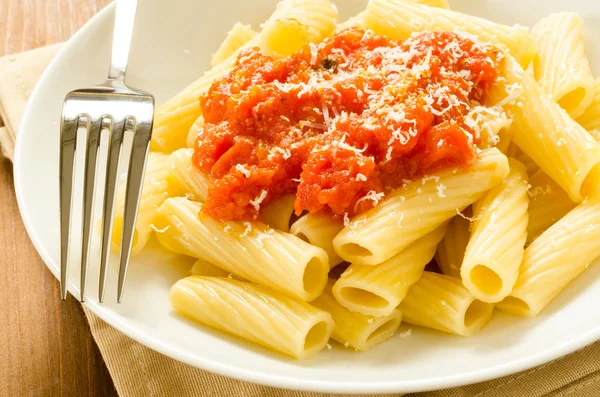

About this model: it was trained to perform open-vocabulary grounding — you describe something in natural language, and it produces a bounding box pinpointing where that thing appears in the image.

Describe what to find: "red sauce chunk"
[193,28,504,221]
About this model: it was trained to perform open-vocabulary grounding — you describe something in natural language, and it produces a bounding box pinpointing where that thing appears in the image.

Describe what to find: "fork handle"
[108,0,139,80]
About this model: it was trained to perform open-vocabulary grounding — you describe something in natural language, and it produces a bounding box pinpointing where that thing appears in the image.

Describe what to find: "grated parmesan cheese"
[354,190,385,212]
[249,190,268,216]
[240,222,252,238]
[235,164,251,178]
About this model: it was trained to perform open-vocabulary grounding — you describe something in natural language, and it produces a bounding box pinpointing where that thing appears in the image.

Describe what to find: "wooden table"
[0,0,118,395]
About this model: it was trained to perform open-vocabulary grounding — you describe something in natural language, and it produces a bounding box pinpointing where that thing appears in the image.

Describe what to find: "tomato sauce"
[193,28,503,221]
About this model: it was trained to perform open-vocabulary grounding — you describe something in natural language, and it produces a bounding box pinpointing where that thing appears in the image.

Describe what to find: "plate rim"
[12,1,600,393]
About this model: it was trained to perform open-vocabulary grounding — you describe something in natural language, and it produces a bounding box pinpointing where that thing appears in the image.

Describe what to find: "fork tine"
[98,120,125,303]
[59,116,78,301]
[80,117,103,302]
[117,123,152,303]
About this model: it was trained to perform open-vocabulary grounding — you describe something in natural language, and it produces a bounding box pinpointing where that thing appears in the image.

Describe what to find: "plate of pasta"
[13,0,600,393]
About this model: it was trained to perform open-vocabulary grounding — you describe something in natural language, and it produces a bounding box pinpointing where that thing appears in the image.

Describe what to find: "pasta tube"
[505,143,540,176]
[186,115,204,148]
[498,195,600,317]
[527,170,576,243]
[170,276,333,359]
[488,56,600,202]
[167,148,211,202]
[461,159,529,303]
[577,77,600,132]
[400,272,494,336]
[435,212,471,278]
[532,13,594,118]
[151,0,338,153]
[333,226,447,317]
[311,279,402,351]
[111,153,181,256]
[337,0,450,31]
[211,23,257,67]
[290,213,344,268]
[262,194,297,232]
[151,58,235,153]
[363,0,536,67]
[154,197,329,301]
[257,0,337,57]
[333,148,509,266]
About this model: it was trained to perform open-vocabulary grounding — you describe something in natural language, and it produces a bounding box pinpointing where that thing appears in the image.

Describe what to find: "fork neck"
[107,0,140,81]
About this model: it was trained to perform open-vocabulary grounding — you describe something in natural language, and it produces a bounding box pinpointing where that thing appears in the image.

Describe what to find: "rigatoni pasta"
[290,213,344,268]
[461,159,529,303]
[210,23,257,67]
[400,272,494,336]
[363,0,536,66]
[186,115,204,148]
[435,213,471,278]
[531,13,594,118]
[506,143,540,177]
[110,153,181,256]
[577,77,600,132]
[527,170,576,243]
[168,148,211,202]
[170,276,333,359]
[154,198,329,301]
[497,195,600,317]
[262,194,297,232]
[311,279,402,351]
[333,148,509,266]
[488,56,600,202]
[333,225,446,317]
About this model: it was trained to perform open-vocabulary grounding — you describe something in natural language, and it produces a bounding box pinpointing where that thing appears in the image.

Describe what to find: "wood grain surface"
[0,0,117,396]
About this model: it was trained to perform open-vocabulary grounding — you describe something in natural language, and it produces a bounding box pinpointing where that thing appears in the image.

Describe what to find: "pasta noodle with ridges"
[167,148,211,203]
[154,197,329,301]
[210,22,257,67]
[497,195,600,317]
[488,55,600,202]
[461,159,529,303]
[290,213,344,268]
[435,212,471,278]
[362,0,536,67]
[505,142,540,177]
[150,0,338,153]
[311,279,402,351]
[262,194,297,233]
[527,170,576,244]
[577,77,600,132]
[333,148,510,266]
[399,272,494,336]
[332,225,447,317]
[110,153,182,256]
[169,276,334,359]
[338,0,450,30]
[186,115,204,148]
[531,13,594,118]
[151,57,236,153]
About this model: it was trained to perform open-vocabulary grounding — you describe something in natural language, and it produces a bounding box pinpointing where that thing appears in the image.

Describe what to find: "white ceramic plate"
[14,0,600,394]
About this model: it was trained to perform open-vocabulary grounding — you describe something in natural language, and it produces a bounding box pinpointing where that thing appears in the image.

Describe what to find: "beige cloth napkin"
[3,44,600,397]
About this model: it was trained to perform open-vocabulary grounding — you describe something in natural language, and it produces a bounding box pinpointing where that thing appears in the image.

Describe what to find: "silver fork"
[59,0,153,303]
